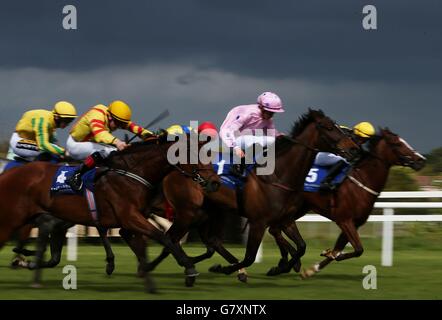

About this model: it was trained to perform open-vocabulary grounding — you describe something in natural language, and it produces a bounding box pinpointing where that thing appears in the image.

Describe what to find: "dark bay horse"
[131,109,361,279]
[0,138,213,289]
[265,128,426,278]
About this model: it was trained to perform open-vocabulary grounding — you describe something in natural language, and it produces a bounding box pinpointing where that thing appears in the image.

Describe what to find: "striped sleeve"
[33,117,65,155]
[127,121,153,138]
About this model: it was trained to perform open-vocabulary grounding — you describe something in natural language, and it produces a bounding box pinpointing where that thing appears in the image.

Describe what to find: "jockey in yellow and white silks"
[316,121,376,191]
[66,100,154,191]
[67,101,152,160]
[8,101,77,161]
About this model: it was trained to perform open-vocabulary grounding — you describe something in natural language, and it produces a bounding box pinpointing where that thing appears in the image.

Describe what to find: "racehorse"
[0,136,216,290]
[128,109,361,279]
[264,128,426,278]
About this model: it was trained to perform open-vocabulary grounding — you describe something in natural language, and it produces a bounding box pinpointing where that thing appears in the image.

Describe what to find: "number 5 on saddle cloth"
[303,164,351,192]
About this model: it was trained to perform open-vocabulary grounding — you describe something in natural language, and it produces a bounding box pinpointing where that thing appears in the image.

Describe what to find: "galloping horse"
[132,109,361,279]
[0,137,215,289]
[265,128,426,277]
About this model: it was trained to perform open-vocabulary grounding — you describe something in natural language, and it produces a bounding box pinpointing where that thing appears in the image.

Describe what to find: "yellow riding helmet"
[53,101,77,118]
[353,122,375,138]
[108,100,132,123]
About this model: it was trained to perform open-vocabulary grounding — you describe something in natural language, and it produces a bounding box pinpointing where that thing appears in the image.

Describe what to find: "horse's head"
[375,128,426,171]
[294,109,360,161]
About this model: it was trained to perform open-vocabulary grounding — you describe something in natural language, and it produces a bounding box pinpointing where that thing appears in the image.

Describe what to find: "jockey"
[219,92,284,160]
[166,124,193,136]
[66,100,154,191]
[317,121,376,191]
[7,101,77,161]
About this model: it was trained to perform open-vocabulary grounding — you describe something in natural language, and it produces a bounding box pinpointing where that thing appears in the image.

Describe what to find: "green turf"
[0,236,441,300]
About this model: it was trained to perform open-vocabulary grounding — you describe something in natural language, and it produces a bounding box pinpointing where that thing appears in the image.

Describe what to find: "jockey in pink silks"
[219,92,285,158]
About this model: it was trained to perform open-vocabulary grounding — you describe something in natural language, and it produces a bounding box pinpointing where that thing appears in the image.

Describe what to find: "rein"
[171,164,219,192]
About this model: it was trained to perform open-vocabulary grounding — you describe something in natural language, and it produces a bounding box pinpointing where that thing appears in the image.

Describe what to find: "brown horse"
[0,137,214,289]
[131,109,361,278]
[265,128,426,277]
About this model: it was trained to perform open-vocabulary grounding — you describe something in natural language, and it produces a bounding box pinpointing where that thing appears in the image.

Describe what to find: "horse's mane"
[275,109,325,154]
[367,127,395,151]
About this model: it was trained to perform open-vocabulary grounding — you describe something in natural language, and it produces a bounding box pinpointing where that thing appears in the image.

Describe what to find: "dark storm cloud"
[0,0,441,83]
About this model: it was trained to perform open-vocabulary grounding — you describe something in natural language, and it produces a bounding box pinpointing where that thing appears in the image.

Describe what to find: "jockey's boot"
[67,152,105,191]
[319,160,347,192]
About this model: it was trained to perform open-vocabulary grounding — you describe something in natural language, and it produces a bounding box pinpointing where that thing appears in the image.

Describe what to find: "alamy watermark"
[362,265,377,290]
[62,5,77,30]
[362,5,377,30]
[62,265,77,290]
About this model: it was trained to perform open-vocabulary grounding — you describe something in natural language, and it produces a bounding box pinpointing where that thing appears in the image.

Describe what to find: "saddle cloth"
[212,153,254,190]
[303,164,350,192]
[50,165,96,194]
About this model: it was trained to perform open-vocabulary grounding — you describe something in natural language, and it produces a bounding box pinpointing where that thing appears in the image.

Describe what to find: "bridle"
[265,118,359,192]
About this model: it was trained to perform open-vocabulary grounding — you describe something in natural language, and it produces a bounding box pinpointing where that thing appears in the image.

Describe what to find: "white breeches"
[235,135,276,150]
[314,152,347,166]
[66,135,117,161]
[9,132,42,161]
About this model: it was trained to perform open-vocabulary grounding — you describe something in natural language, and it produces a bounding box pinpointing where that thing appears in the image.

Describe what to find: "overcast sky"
[0,0,440,153]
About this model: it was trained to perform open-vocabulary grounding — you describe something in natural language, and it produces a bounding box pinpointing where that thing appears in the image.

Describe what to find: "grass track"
[0,237,441,300]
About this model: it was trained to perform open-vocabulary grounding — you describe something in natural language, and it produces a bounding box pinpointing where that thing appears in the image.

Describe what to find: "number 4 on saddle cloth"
[303,164,351,192]
[50,166,98,220]
[50,166,96,194]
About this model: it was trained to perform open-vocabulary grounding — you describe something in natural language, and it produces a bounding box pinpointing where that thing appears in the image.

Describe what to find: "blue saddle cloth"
[212,153,254,190]
[3,159,27,171]
[303,164,350,192]
[50,166,96,194]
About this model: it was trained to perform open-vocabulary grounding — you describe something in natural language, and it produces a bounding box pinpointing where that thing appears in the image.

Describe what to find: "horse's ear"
[308,108,324,118]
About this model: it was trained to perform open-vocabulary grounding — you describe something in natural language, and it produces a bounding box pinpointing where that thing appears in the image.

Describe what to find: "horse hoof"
[266,267,282,276]
[237,273,248,283]
[293,260,302,273]
[106,263,115,276]
[300,268,316,279]
[209,264,222,273]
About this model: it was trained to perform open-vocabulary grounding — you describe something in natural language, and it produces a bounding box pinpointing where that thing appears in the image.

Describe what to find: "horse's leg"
[188,220,216,265]
[218,222,266,275]
[30,220,53,288]
[144,227,186,273]
[122,212,198,287]
[301,231,348,279]
[40,222,71,268]
[119,228,148,277]
[333,221,364,261]
[93,225,115,276]
[201,217,248,282]
[119,229,156,293]
[282,222,306,272]
[266,226,294,276]
[11,225,34,268]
